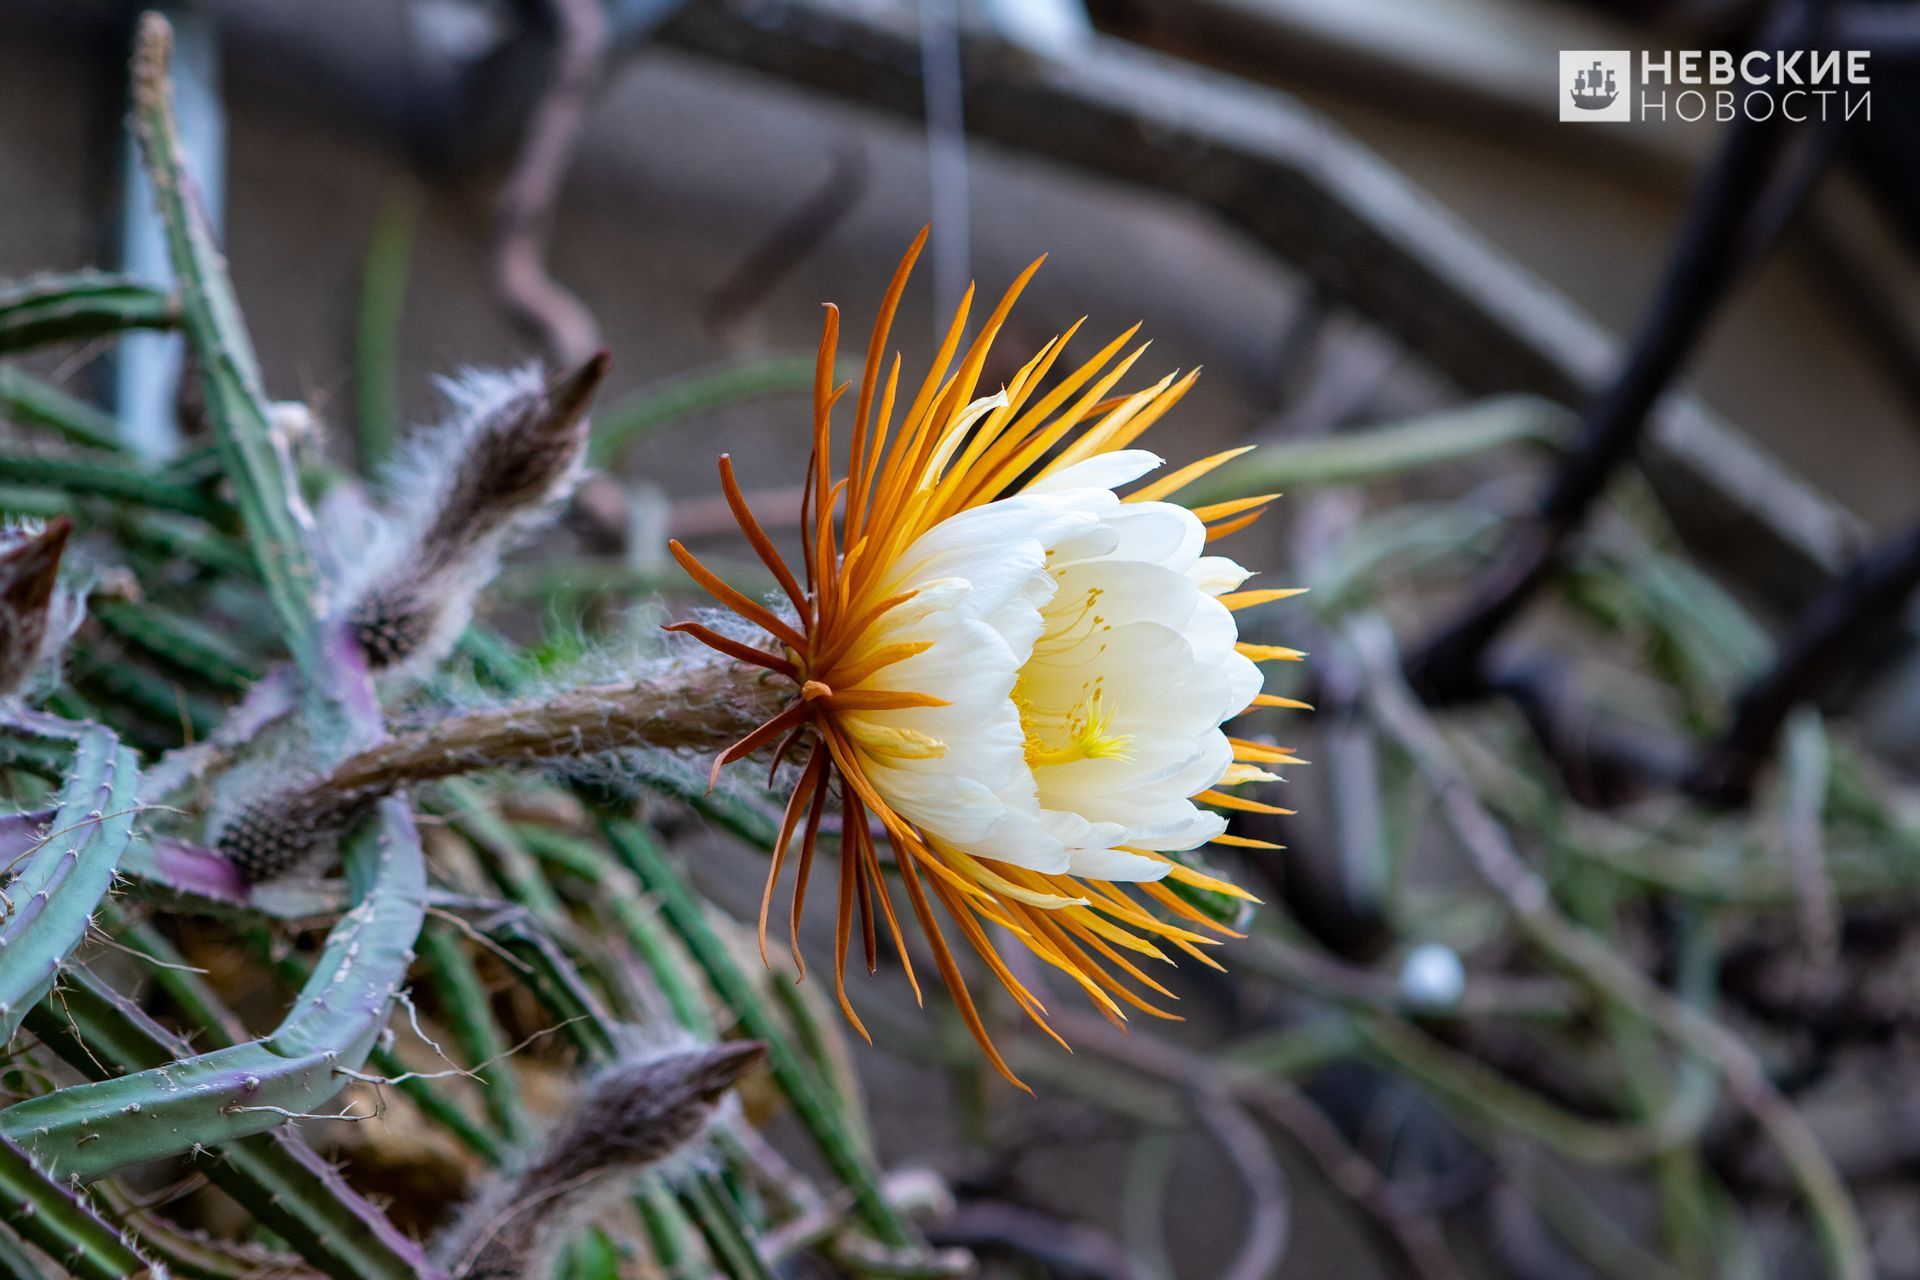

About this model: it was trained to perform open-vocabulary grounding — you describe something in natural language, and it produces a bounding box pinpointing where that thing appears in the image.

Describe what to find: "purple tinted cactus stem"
[0,807,53,867]
[144,836,251,904]
[25,964,446,1280]
[0,716,139,1044]
[0,798,425,1184]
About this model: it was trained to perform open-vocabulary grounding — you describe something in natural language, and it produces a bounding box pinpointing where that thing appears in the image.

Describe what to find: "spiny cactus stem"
[0,368,122,452]
[0,450,226,520]
[132,14,351,734]
[94,1179,307,1280]
[516,825,715,1037]
[0,1221,49,1280]
[0,715,139,1045]
[419,922,535,1146]
[0,800,425,1189]
[218,654,787,882]
[684,1168,776,1280]
[634,1178,700,1276]
[23,965,447,1280]
[91,598,261,693]
[332,655,789,797]
[0,1137,159,1280]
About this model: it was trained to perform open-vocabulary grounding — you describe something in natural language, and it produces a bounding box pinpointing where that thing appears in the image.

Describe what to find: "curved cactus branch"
[47,27,438,1223]
[0,715,139,1045]
[25,962,443,1280]
[1,796,425,1184]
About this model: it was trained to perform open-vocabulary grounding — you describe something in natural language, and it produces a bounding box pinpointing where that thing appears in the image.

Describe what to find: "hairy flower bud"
[212,782,378,883]
[0,517,81,700]
[434,1040,765,1280]
[344,352,608,673]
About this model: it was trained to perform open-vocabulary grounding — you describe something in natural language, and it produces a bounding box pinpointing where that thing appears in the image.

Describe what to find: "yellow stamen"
[1022,691,1134,769]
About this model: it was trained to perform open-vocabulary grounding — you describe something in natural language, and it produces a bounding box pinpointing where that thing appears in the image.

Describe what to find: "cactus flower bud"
[0,517,81,700]
[344,352,608,673]
[435,1040,765,1279]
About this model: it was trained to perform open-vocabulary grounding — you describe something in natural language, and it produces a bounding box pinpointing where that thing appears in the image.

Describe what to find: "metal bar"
[109,1,225,459]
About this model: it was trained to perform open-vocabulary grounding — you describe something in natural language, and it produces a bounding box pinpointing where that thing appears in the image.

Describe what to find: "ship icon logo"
[1570,60,1618,110]
[1559,51,1632,122]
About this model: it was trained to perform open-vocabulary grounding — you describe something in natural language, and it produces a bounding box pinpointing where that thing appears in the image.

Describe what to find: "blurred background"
[5,0,1920,1276]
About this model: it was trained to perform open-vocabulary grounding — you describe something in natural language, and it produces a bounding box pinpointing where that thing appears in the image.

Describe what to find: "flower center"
[1018,684,1134,768]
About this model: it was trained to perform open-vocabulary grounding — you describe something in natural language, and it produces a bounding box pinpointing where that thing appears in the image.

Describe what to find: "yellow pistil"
[1023,690,1135,768]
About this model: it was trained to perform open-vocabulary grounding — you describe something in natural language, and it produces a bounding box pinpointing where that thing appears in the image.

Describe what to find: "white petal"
[1088,501,1205,571]
[1190,556,1254,596]
[1062,847,1173,882]
[1023,450,1162,495]
[845,439,1287,887]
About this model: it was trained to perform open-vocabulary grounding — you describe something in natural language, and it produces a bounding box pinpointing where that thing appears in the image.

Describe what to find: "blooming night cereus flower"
[669,230,1306,1086]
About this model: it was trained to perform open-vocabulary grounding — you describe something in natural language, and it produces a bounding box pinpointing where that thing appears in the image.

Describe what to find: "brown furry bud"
[345,352,608,674]
[0,518,81,700]
[213,784,376,883]
[436,1040,766,1280]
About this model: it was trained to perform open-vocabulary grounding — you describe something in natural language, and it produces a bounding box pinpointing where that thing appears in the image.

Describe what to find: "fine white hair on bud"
[0,518,83,701]
[339,353,609,675]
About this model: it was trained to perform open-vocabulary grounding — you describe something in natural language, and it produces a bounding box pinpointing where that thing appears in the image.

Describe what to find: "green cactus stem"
[0,715,140,1045]
[418,921,534,1146]
[516,824,715,1038]
[91,599,262,694]
[603,819,915,1249]
[0,451,226,521]
[0,1137,159,1280]
[132,15,321,672]
[0,369,122,452]
[586,355,819,468]
[0,797,425,1184]
[21,954,441,1280]
[0,1220,53,1279]
[0,272,177,355]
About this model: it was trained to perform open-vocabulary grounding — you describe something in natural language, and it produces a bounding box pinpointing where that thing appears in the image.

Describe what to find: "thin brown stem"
[325,657,789,797]
[216,654,791,881]
[493,0,608,365]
